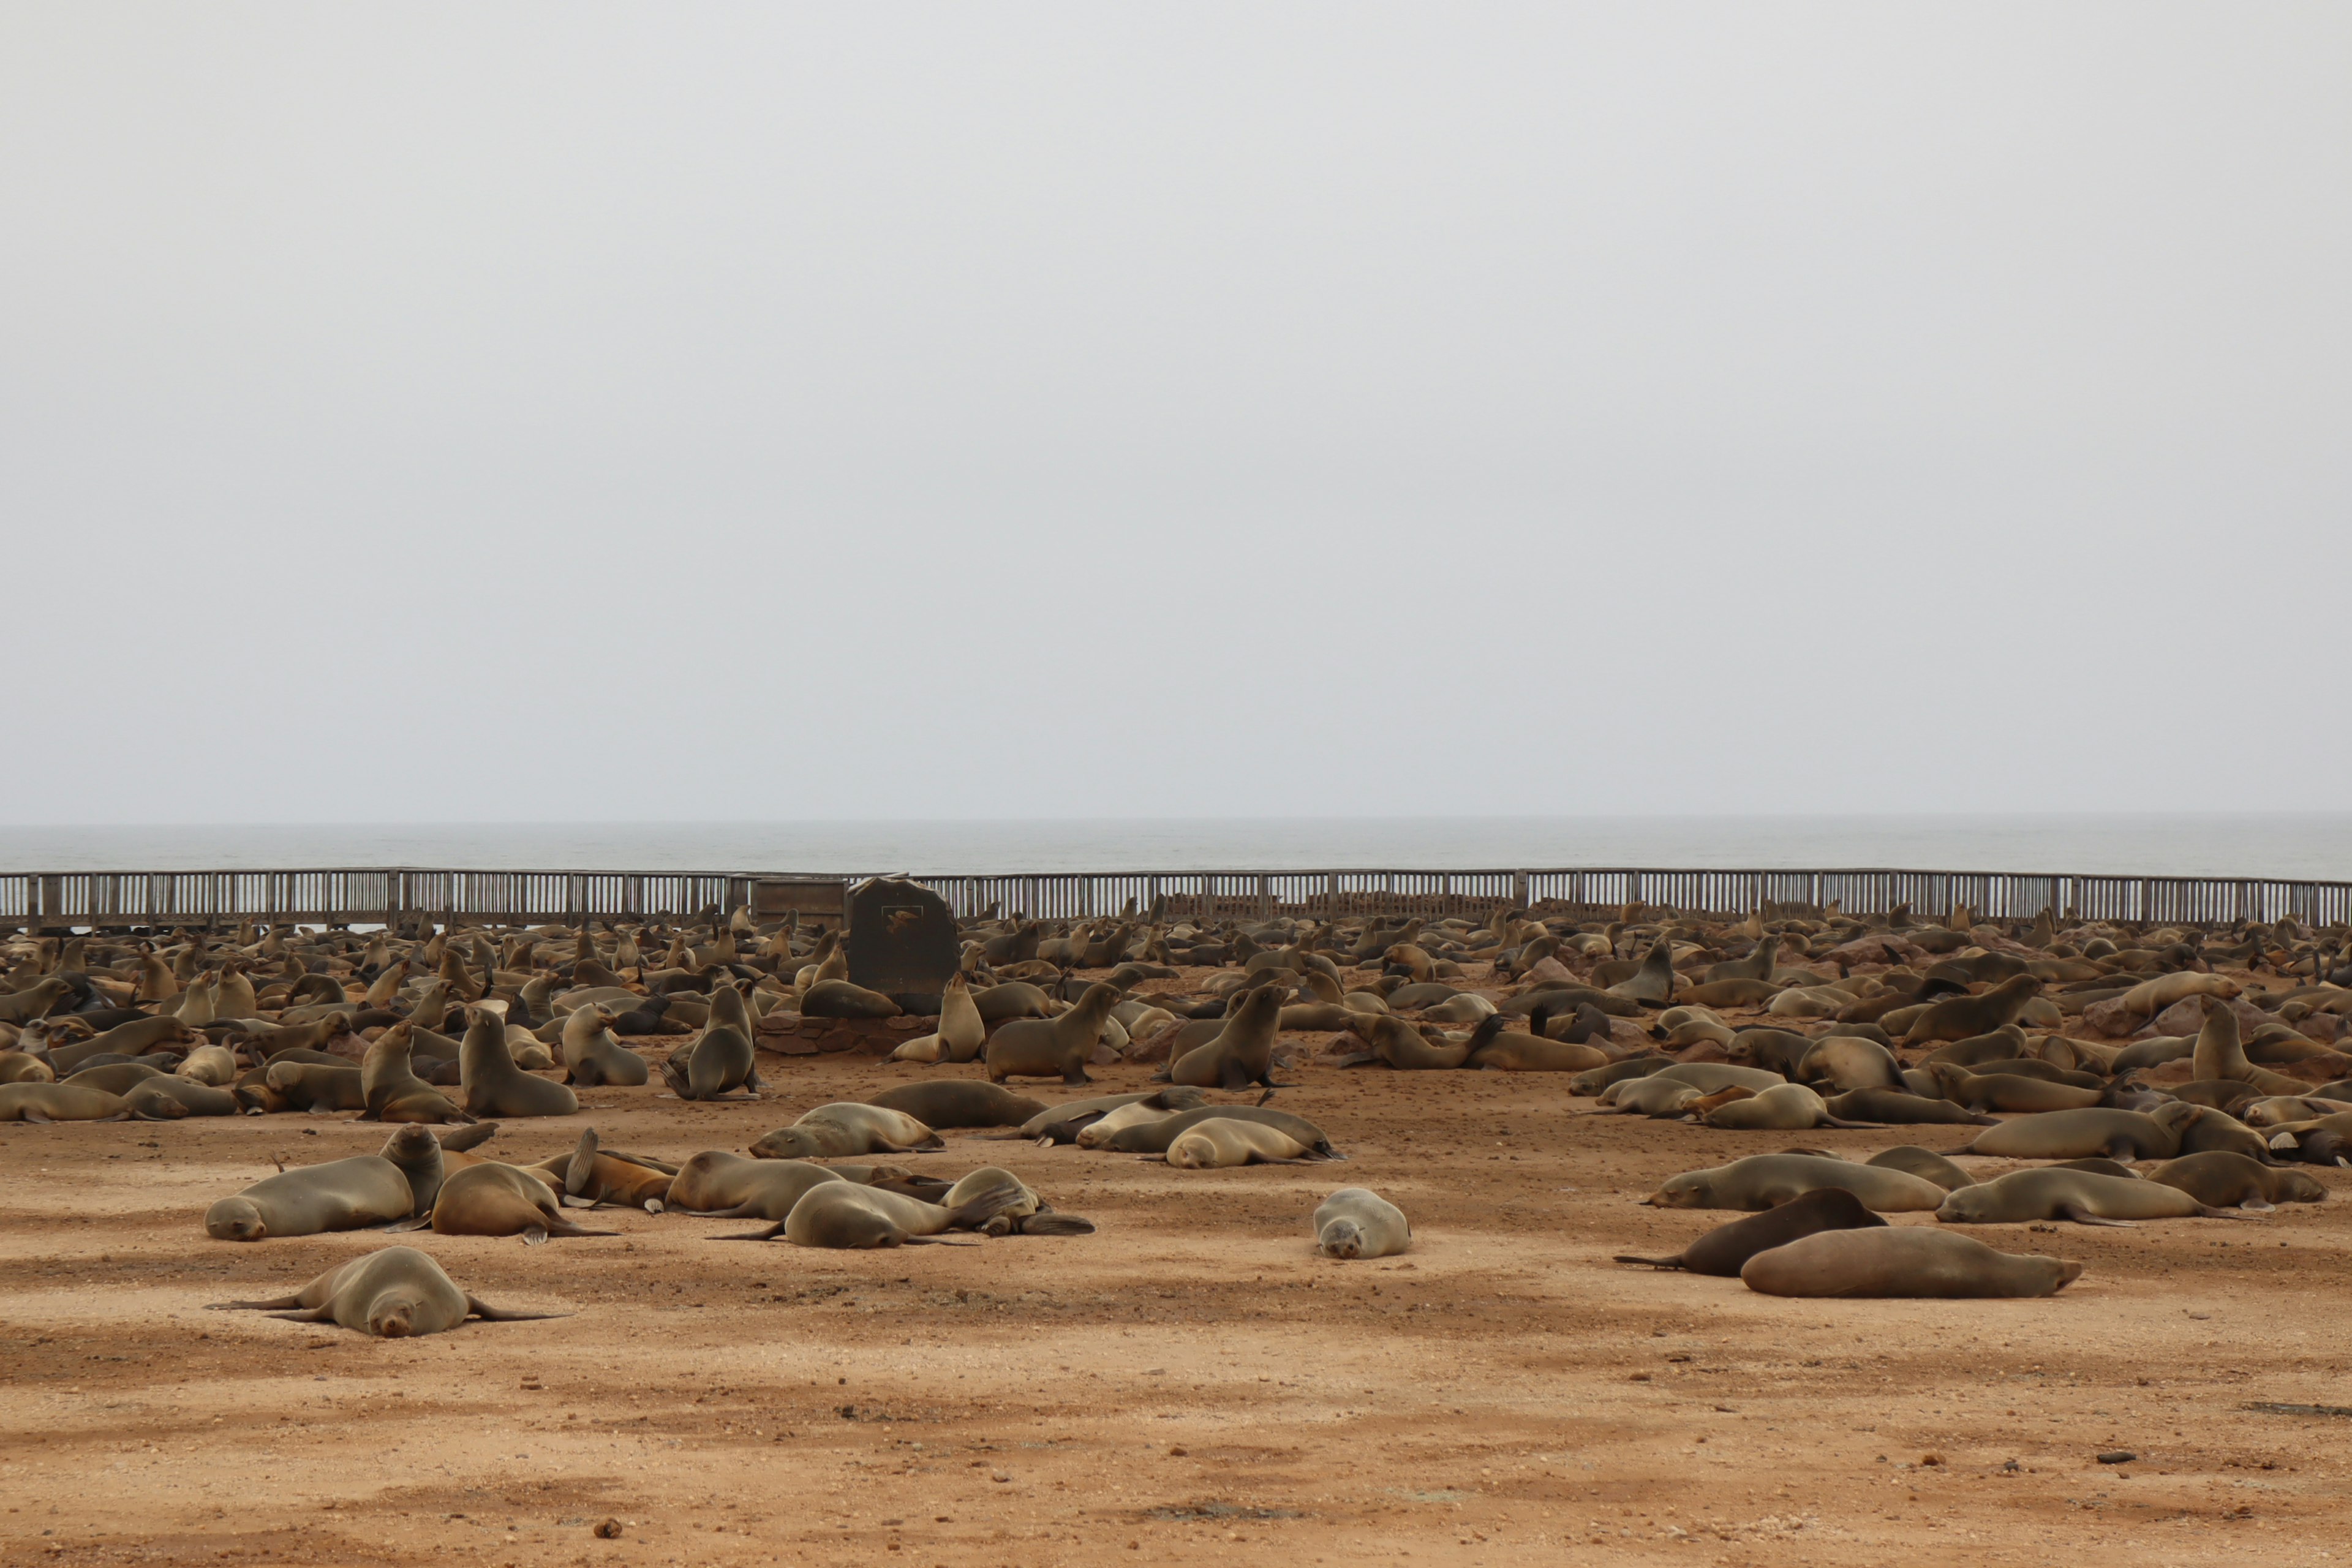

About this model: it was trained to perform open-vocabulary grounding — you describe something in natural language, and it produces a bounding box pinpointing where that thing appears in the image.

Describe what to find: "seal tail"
[208,1294,309,1311]
[1610,1254,1687,1270]
[709,1221,788,1240]
[1015,1213,1097,1236]
[464,1297,571,1322]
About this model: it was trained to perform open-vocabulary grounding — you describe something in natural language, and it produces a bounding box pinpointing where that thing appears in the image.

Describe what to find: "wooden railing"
[1,865,2346,930]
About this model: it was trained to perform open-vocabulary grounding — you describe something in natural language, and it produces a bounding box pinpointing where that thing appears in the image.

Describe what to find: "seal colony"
[4,897,2348,1406]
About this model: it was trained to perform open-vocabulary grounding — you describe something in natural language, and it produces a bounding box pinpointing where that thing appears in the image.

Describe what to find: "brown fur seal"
[1092,1104,1338,1158]
[2144,1150,2327,1210]
[660,995,761,1101]
[1164,1117,1320,1168]
[209,1246,563,1336]
[1701,1082,1876,1131]
[264,1060,367,1113]
[1607,938,1679,1006]
[985,981,1121,1087]
[1012,1087,1210,1143]
[0,1050,53,1085]
[1939,1102,2202,1161]
[2192,1006,2309,1097]
[1936,1165,2264,1225]
[0,1082,179,1123]
[771,1178,1020,1248]
[1864,1145,1976,1189]
[673,1151,845,1218]
[1922,1061,2106,1115]
[1646,1153,1947,1213]
[1741,1228,2082,1298]
[204,1125,443,1240]
[431,1161,616,1243]
[864,1080,1046,1129]
[361,1022,473,1125]
[801,978,903,1019]
[1900,976,2045,1045]
[1313,1188,1411,1258]
[1332,1015,1472,1070]
[456,1008,578,1120]
[558,1006,650,1088]
[1824,1088,1996,1126]
[1166,984,1289,1091]
[1462,1012,1609,1072]
[1616,1187,1886,1274]
[749,1102,946,1159]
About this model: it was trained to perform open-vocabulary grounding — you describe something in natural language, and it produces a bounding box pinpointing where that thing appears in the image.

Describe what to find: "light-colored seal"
[1938,1102,2202,1162]
[749,1103,946,1160]
[459,1008,579,1119]
[431,1161,617,1243]
[1091,1104,1338,1158]
[1645,1153,1948,1213]
[1934,1166,2263,1226]
[1700,1083,1872,1131]
[1165,1117,1319,1168]
[1616,1188,1886,1275]
[671,1150,846,1218]
[1823,1089,1996,1126]
[1313,1188,1411,1259]
[986,981,1122,1086]
[0,1082,182,1123]
[774,1177,1021,1248]
[1922,1061,2105,1115]
[209,1246,564,1336]
[1863,1146,1976,1191]
[362,1022,474,1125]
[1741,1228,2082,1298]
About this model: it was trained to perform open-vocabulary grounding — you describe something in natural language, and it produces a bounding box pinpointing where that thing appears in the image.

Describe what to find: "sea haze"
[2,817,2350,882]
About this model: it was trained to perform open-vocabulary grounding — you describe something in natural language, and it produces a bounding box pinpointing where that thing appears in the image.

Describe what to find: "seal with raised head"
[1313,1188,1411,1259]
[361,1022,475,1125]
[559,1006,650,1088]
[1615,1187,1886,1275]
[661,984,762,1101]
[986,981,1122,1086]
[1899,975,2045,1046]
[209,1246,563,1336]
[1645,1153,1947,1213]
[1165,984,1290,1091]
[204,1125,444,1240]
[1740,1228,2082,1298]
[458,1008,579,1119]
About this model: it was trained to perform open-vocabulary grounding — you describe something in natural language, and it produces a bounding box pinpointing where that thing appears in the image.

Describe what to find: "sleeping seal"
[1615,1188,1886,1275]
[1313,1188,1411,1259]
[1741,1228,2081,1298]
[209,1246,563,1336]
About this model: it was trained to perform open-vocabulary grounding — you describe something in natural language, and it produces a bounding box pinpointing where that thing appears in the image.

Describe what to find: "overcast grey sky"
[4,5,2346,826]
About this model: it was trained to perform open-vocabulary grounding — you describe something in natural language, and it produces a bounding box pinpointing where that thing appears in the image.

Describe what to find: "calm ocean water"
[3,817,2351,881]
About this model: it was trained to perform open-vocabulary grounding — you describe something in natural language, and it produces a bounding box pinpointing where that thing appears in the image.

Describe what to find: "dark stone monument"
[845,875,957,1015]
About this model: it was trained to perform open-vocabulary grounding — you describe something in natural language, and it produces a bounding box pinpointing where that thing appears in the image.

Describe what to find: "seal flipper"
[710,1220,789,1241]
[565,1128,601,1197]
[262,1307,336,1323]
[1014,1213,1097,1236]
[2056,1202,2135,1227]
[209,1294,309,1311]
[1611,1254,1688,1269]
[436,1121,498,1152]
[2201,1204,2271,1221]
[463,1295,570,1323]
[382,1215,434,1232]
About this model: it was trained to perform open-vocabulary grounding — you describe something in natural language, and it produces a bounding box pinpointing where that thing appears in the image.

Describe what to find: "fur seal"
[772,1177,1020,1248]
[0,1050,53,1085]
[209,1246,563,1336]
[1012,1087,1208,1143]
[1700,1082,1873,1131]
[1795,1036,1905,1092]
[1461,1013,1608,1073]
[1313,1188,1411,1258]
[263,1060,366,1113]
[2192,1006,2308,1097]
[1864,1145,1976,1190]
[1607,938,1680,1006]
[1091,1103,1338,1158]
[458,1008,578,1119]
[1165,1117,1321,1168]
[431,1161,617,1242]
[361,1022,473,1125]
[2144,1150,2327,1209]
[671,1150,845,1218]
[864,1080,1046,1129]
[1823,1089,1996,1126]
[1741,1228,2082,1298]
[559,1006,650,1087]
[749,1102,946,1159]
[1645,1153,1948,1213]
[935,973,988,1061]
[801,979,903,1019]
[1164,984,1289,1091]
[943,1166,1095,1237]
[987,987,1124,1086]
[1922,1061,2106,1115]
[0,1082,181,1123]
[1900,976,2045,1045]
[1939,1102,2201,1161]
[204,1126,443,1240]
[1935,1166,2264,1225]
[1615,1187,1886,1274]
[526,1130,674,1211]
[1332,1015,1469,1071]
